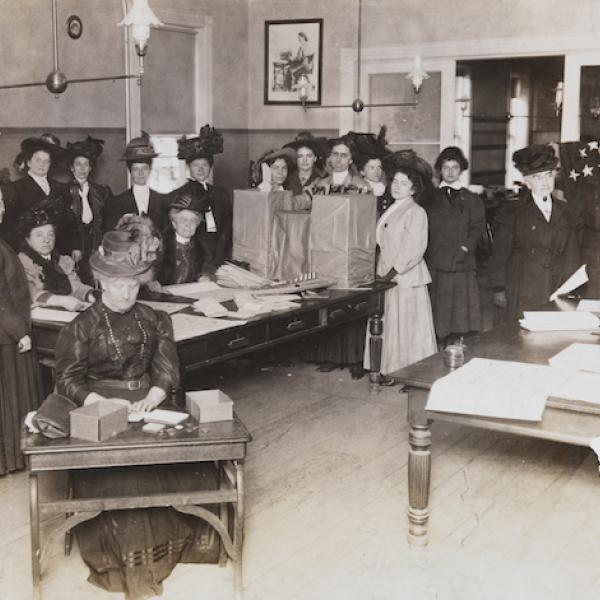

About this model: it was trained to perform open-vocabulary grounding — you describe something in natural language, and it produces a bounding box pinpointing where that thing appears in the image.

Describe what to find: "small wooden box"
[186,390,234,423]
[70,401,128,442]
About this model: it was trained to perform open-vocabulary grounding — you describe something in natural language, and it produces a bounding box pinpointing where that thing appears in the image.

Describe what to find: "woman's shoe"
[350,364,366,379]
[377,374,397,386]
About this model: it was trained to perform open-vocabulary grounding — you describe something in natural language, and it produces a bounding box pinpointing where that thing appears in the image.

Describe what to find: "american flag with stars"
[559,139,600,211]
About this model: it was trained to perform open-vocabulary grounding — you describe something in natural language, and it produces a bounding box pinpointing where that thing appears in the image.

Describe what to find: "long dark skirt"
[300,319,368,365]
[73,462,221,600]
[0,344,43,475]
[429,269,481,339]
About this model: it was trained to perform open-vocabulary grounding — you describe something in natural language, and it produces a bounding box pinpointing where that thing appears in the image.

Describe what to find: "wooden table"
[393,322,600,546]
[32,283,392,388]
[22,415,251,600]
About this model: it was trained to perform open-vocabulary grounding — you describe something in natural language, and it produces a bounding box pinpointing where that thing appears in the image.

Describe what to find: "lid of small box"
[187,389,233,405]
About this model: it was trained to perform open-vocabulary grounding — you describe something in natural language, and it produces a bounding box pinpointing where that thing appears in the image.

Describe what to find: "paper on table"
[519,311,599,331]
[577,299,600,312]
[426,358,573,421]
[170,313,245,341]
[162,280,221,297]
[548,343,600,373]
[193,297,229,318]
[550,370,600,404]
[31,306,79,323]
[549,264,588,301]
[138,300,190,314]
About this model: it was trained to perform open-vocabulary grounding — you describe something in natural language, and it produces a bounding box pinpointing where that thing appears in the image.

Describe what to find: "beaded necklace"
[101,306,148,363]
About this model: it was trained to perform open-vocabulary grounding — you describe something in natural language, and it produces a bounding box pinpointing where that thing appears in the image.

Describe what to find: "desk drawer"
[326,295,371,325]
[208,324,267,358]
[269,310,320,339]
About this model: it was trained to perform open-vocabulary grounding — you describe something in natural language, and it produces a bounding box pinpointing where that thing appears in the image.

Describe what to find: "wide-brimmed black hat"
[169,191,206,213]
[66,136,105,163]
[18,206,57,239]
[383,149,433,181]
[345,126,390,169]
[283,132,329,161]
[89,230,154,278]
[120,134,158,162]
[513,144,558,176]
[177,124,224,162]
[20,134,66,161]
[435,146,469,172]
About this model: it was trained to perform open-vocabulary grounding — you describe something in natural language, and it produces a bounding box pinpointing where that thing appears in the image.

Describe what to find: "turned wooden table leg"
[368,312,383,394]
[407,387,431,546]
[29,472,42,600]
[233,460,245,600]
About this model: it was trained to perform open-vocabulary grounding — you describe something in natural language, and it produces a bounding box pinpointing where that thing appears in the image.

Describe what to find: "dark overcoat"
[156,226,206,285]
[103,187,170,233]
[487,190,581,319]
[0,238,31,345]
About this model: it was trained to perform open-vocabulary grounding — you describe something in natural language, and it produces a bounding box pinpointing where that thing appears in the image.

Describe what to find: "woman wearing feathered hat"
[64,136,112,284]
[104,133,170,233]
[40,229,219,596]
[488,144,581,320]
[3,134,72,252]
[172,124,232,273]
[425,146,486,347]
[363,150,437,378]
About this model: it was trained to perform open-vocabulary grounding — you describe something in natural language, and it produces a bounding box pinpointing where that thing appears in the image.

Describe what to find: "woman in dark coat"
[282,133,327,195]
[488,144,581,320]
[0,191,43,475]
[426,146,485,346]
[64,136,112,284]
[48,230,219,598]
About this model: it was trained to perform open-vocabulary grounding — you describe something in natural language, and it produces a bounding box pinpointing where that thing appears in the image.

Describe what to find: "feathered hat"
[344,126,390,170]
[120,132,158,162]
[66,136,105,164]
[177,124,224,163]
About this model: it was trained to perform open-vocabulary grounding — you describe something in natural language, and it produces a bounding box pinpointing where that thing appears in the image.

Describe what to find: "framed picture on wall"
[264,18,323,106]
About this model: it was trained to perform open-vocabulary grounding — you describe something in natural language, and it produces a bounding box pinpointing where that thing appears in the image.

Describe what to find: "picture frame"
[264,18,323,106]
[66,15,83,40]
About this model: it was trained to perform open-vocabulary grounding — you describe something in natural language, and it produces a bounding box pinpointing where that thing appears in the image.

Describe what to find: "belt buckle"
[127,379,142,391]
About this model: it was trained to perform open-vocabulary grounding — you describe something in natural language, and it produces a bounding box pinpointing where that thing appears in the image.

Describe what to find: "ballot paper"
[426,358,573,421]
[31,307,79,323]
[170,313,245,341]
[519,310,599,331]
[548,343,600,373]
[138,300,190,315]
[549,264,588,301]
[143,409,189,425]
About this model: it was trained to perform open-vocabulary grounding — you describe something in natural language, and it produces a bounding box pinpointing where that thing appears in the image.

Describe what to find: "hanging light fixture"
[0,0,162,95]
[301,0,420,112]
[406,55,430,94]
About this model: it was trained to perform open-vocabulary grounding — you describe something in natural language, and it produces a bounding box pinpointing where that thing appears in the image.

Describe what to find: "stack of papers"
[170,313,245,341]
[548,343,600,373]
[138,300,190,314]
[143,409,189,425]
[519,311,599,331]
[162,280,222,298]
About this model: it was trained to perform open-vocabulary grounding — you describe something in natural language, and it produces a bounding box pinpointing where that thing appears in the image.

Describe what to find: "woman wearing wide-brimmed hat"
[283,132,328,194]
[41,229,220,596]
[488,144,581,320]
[363,150,437,377]
[3,134,72,251]
[104,134,170,232]
[426,146,486,347]
[64,136,112,284]
[172,124,232,273]
[17,207,94,312]
[0,190,43,475]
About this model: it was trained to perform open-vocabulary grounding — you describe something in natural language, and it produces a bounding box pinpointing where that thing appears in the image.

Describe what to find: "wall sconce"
[406,55,430,94]
[0,0,161,95]
[590,95,600,119]
[297,75,310,111]
[118,0,163,77]
[554,81,564,117]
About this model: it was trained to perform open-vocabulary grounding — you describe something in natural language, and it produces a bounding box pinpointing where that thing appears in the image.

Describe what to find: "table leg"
[29,472,41,600]
[233,460,245,600]
[367,312,383,394]
[218,462,229,567]
[407,424,431,546]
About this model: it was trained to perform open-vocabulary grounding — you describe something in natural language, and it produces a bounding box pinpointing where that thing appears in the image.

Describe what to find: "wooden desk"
[32,283,392,385]
[22,415,251,600]
[393,322,600,546]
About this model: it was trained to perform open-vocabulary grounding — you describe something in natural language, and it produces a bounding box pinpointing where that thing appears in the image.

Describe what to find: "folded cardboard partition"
[232,189,293,278]
[310,193,377,288]
[70,401,128,442]
[269,210,311,281]
[186,390,234,423]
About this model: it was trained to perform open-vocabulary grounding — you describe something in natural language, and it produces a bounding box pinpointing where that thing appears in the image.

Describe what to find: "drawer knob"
[354,301,369,311]
[286,319,306,332]
[227,336,250,350]
[329,308,345,320]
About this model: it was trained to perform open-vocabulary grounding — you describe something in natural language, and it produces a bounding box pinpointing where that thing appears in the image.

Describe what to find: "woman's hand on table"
[17,335,31,353]
[129,386,166,413]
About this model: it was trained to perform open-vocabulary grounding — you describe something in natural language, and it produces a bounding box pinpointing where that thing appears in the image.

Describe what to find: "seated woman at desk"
[157,191,207,284]
[18,207,94,311]
[51,229,219,598]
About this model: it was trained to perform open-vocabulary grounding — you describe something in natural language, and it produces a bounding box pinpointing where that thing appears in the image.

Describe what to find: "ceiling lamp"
[406,55,430,94]
[0,0,162,96]
[301,0,421,112]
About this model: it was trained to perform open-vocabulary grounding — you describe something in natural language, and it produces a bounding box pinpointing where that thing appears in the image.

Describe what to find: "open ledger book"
[425,357,600,421]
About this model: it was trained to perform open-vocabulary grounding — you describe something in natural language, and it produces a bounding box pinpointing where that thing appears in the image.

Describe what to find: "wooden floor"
[1,357,599,600]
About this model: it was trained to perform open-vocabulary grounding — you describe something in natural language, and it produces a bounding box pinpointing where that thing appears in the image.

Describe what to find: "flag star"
[583,164,594,177]
[589,141,600,150]
[569,169,580,181]
[579,148,588,158]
